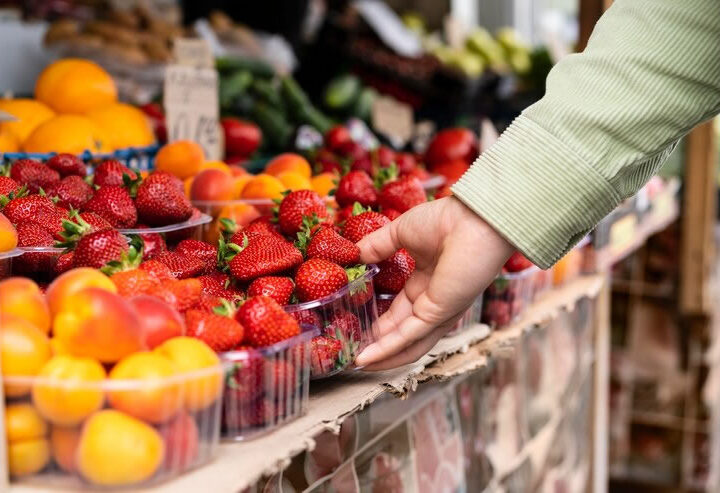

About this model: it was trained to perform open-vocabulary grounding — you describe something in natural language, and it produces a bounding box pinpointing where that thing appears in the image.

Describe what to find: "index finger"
[356,221,401,264]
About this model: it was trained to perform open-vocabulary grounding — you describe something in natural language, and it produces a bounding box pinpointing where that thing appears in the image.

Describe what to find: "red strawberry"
[334,205,354,226]
[236,296,300,347]
[434,185,453,199]
[0,176,21,197]
[55,210,109,246]
[294,258,348,302]
[405,166,430,182]
[53,252,75,276]
[382,208,402,221]
[47,207,70,241]
[277,190,328,236]
[45,175,94,209]
[315,148,343,174]
[139,259,176,281]
[289,309,322,328]
[309,226,360,266]
[193,294,224,313]
[10,159,60,193]
[14,221,56,273]
[395,153,417,174]
[374,249,415,294]
[157,279,203,312]
[134,226,166,260]
[175,239,217,274]
[378,176,426,213]
[335,171,377,208]
[328,311,361,342]
[93,160,137,188]
[110,269,161,298]
[46,154,86,177]
[3,195,56,225]
[185,308,245,352]
[431,159,469,185]
[223,348,263,402]
[227,234,303,282]
[154,251,204,279]
[136,172,193,226]
[198,271,243,301]
[265,359,297,394]
[376,146,396,168]
[243,216,282,239]
[82,186,137,228]
[76,211,111,231]
[504,252,533,272]
[72,229,128,269]
[342,209,390,243]
[310,336,343,376]
[325,125,352,152]
[247,277,294,305]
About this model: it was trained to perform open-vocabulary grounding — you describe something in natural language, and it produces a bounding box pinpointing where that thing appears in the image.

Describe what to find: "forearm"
[453,0,720,268]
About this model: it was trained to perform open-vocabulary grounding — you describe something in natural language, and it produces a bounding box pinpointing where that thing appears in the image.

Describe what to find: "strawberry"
[376,146,396,168]
[193,294,224,313]
[92,160,137,188]
[328,311,361,342]
[46,207,70,241]
[374,249,415,294]
[175,239,217,274]
[46,154,86,177]
[325,125,352,152]
[289,309,322,328]
[378,176,426,213]
[434,185,453,199]
[139,259,176,282]
[14,221,56,273]
[301,225,360,266]
[265,359,297,394]
[135,172,193,226]
[0,176,21,197]
[76,211,112,231]
[223,397,277,431]
[198,271,243,301]
[82,186,137,228]
[310,336,343,376]
[110,269,160,298]
[294,258,348,302]
[247,276,294,305]
[56,210,111,246]
[10,159,60,193]
[53,252,75,276]
[3,195,56,225]
[236,296,300,347]
[243,216,282,239]
[227,234,303,282]
[347,264,374,307]
[154,251,204,279]
[405,166,430,182]
[342,206,390,243]
[334,205,354,226]
[431,159,469,185]
[45,175,94,209]
[72,229,128,269]
[335,171,377,208]
[224,349,263,402]
[395,153,417,174]
[185,308,245,352]
[504,252,533,272]
[382,208,402,221]
[159,278,203,312]
[277,190,328,236]
[134,226,166,260]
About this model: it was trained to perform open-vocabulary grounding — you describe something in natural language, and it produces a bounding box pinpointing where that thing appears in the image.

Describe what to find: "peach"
[0,277,51,333]
[50,426,81,473]
[159,411,199,471]
[240,174,286,200]
[232,174,253,199]
[265,153,312,179]
[46,267,117,316]
[277,171,312,191]
[52,288,143,363]
[1,314,52,397]
[190,168,234,202]
[129,295,186,349]
[199,160,231,174]
[0,211,18,252]
[229,165,248,177]
[156,140,204,179]
[204,203,261,244]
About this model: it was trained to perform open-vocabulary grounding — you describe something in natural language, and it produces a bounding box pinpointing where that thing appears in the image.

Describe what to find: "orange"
[155,140,204,179]
[32,354,106,426]
[0,98,55,143]
[5,403,48,442]
[277,171,312,191]
[1,314,51,397]
[199,160,231,174]
[86,102,155,151]
[46,267,117,316]
[240,173,286,200]
[204,202,261,244]
[22,114,111,154]
[8,438,50,477]
[232,174,253,199]
[77,410,164,486]
[0,127,19,152]
[265,153,312,179]
[0,277,51,333]
[0,212,18,252]
[108,352,182,424]
[311,173,337,197]
[153,337,222,412]
[35,58,118,114]
[50,426,81,473]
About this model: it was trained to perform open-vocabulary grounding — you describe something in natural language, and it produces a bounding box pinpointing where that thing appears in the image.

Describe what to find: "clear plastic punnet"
[220,325,318,441]
[119,211,212,245]
[284,265,380,379]
[0,248,24,279]
[3,364,224,489]
[481,267,536,329]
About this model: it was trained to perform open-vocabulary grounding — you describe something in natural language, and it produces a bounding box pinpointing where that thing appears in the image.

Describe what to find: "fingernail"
[356,343,378,366]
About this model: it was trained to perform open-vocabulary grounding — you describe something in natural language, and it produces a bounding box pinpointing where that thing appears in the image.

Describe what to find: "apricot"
[129,295,186,349]
[311,173,337,197]
[8,438,50,477]
[5,403,48,442]
[108,352,182,424]
[46,267,117,316]
[1,314,51,397]
[50,426,81,473]
[0,277,51,333]
[190,168,234,202]
[240,173,286,200]
[52,288,143,363]
[0,211,18,252]
[228,165,248,177]
[232,174,253,199]
[199,160,231,174]
[265,153,312,179]
[277,171,312,191]
[32,354,106,426]
[156,140,204,179]
[154,337,222,412]
[77,410,164,487]
[204,203,261,244]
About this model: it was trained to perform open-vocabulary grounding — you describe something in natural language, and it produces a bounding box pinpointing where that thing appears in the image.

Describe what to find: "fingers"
[357,220,401,264]
[371,291,414,341]
[361,322,452,371]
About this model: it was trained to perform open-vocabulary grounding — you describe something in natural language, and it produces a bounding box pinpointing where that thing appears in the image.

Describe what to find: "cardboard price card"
[163,64,222,160]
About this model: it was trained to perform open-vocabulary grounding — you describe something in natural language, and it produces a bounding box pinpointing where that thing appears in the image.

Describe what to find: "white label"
[371,96,414,147]
[173,38,214,68]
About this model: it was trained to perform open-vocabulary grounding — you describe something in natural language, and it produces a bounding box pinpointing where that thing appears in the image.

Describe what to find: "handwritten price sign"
[163,60,222,160]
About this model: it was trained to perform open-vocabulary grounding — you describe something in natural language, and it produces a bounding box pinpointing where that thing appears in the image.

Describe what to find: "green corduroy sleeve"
[452,0,720,269]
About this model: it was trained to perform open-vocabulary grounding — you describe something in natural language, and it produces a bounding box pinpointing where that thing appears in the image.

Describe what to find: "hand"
[356,196,514,370]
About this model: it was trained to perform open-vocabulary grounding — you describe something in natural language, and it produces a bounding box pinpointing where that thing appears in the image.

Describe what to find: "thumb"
[357,220,402,264]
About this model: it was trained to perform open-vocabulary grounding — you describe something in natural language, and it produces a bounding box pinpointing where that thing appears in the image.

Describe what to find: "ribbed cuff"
[452,116,621,269]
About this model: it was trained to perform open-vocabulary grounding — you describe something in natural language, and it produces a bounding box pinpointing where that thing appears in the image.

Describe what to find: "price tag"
[609,214,638,258]
[173,38,214,68]
[371,96,414,148]
[163,64,222,160]
[444,15,465,50]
